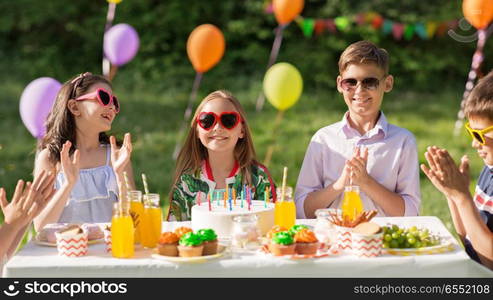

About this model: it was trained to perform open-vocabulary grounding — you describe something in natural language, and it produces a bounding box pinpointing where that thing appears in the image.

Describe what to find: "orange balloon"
[273,0,305,25]
[186,24,225,73]
[463,0,493,29]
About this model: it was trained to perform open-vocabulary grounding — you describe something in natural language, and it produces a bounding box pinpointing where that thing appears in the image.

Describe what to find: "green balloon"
[263,62,303,111]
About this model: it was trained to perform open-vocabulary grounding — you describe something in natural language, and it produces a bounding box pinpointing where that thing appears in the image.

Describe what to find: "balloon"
[263,63,303,111]
[104,23,140,66]
[463,0,493,29]
[19,77,62,139]
[273,0,305,25]
[187,24,225,73]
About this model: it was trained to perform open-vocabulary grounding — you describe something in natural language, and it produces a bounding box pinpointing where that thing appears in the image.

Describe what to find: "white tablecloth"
[4,216,493,278]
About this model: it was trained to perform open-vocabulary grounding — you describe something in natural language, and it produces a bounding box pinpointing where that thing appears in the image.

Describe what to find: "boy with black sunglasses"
[295,40,421,219]
[421,71,493,270]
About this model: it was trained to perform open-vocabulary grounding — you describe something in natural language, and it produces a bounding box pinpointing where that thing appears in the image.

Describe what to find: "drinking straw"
[207,192,211,211]
[197,192,201,206]
[232,187,236,205]
[281,166,288,202]
[264,186,268,208]
[223,189,227,208]
[241,187,244,208]
[122,171,130,210]
[142,173,150,195]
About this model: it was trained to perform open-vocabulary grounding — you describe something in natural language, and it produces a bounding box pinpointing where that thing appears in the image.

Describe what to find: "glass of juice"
[274,186,296,229]
[128,190,143,245]
[341,185,363,222]
[111,202,135,258]
[140,193,162,248]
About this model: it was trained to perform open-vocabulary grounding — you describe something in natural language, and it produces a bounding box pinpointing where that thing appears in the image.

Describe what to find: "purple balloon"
[19,77,61,139]
[104,23,140,66]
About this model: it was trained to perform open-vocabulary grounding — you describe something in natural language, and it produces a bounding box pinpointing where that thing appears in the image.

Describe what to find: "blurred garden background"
[1,0,493,240]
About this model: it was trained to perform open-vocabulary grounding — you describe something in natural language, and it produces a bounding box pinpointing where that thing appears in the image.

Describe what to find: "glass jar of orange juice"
[341,185,364,221]
[111,202,135,258]
[140,193,162,248]
[128,190,143,245]
[274,186,296,229]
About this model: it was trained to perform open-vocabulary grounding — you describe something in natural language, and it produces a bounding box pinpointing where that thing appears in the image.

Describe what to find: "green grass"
[0,76,481,241]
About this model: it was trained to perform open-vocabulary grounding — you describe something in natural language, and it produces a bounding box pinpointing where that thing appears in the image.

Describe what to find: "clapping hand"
[0,170,56,227]
[110,133,132,176]
[60,140,80,186]
[347,147,371,186]
[421,146,470,201]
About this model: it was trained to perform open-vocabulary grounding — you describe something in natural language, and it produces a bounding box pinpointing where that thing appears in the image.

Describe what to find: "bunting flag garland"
[267,8,458,40]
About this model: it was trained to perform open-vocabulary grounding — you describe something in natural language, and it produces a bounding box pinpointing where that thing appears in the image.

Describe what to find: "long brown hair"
[38,72,113,164]
[169,90,257,201]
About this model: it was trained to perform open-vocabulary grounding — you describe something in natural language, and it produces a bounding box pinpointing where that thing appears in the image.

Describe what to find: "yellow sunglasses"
[465,122,493,145]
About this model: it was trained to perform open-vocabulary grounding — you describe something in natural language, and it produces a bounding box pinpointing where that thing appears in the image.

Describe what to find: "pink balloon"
[104,23,140,66]
[19,77,61,139]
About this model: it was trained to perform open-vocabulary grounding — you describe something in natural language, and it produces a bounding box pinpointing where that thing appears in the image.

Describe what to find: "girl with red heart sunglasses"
[33,72,135,231]
[168,90,277,221]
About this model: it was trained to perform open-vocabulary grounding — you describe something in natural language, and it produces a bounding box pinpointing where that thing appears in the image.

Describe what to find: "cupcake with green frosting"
[289,224,309,236]
[268,231,296,256]
[177,232,204,257]
[197,228,218,256]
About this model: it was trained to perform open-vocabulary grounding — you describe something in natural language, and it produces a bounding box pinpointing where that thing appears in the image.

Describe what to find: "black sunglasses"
[340,77,384,91]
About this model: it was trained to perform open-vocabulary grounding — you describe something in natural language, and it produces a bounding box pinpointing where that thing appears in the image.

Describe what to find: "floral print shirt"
[169,160,277,221]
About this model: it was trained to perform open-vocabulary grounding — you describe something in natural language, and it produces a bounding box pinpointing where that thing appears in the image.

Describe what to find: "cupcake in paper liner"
[55,225,88,257]
[334,225,353,252]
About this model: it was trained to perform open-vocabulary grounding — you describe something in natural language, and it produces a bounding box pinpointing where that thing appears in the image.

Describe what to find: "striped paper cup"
[351,231,383,258]
[103,228,112,253]
[334,225,353,252]
[55,228,88,257]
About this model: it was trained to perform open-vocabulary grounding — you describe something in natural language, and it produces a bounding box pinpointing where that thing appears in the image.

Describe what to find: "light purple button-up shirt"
[295,111,421,218]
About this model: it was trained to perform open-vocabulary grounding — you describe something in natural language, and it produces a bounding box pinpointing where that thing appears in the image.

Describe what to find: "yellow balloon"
[263,62,303,111]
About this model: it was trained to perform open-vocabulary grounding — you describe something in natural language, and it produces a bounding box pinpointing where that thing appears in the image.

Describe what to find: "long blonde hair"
[169,90,257,201]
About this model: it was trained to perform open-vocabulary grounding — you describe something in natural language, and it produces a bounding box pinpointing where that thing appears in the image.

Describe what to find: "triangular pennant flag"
[302,18,315,37]
[436,22,448,37]
[355,13,366,26]
[426,21,437,38]
[382,19,393,35]
[335,16,351,31]
[314,19,325,35]
[392,23,404,40]
[414,22,427,39]
[372,15,384,29]
[404,24,415,40]
[326,19,337,33]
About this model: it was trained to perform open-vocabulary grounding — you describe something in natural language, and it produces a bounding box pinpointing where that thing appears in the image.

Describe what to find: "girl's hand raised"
[110,133,132,176]
[60,141,80,186]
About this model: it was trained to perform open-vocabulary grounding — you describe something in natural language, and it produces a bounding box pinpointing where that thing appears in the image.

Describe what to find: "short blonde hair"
[338,40,389,74]
[464,70,493,121]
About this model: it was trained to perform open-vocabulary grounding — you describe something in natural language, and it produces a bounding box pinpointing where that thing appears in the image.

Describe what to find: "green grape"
[409,226,418,233]
[390,240,399,248]
[415,241,422,248]
[403,241,411,248]
[391,232,399,239]
[392,225,399,232]
[384,234,392,242]
[407,237,416,245]
[382,242,389,249]
[398,236,406,246]
[406,232,414,239]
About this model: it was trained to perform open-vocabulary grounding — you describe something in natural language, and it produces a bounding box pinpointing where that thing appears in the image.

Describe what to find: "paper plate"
[33,235,104,247]
[259,244,335,260]
[151,244,227,263]
[384,241,455,256]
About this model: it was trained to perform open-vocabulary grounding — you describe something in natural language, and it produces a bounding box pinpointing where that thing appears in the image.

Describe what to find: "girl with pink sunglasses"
[33,72,135,231]
[168,90,277,221]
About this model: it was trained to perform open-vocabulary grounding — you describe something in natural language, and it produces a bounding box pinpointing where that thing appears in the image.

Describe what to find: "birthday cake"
[191,200,275,238]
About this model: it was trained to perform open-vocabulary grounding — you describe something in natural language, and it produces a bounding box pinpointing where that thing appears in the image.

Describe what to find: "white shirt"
[295,111,421,218]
